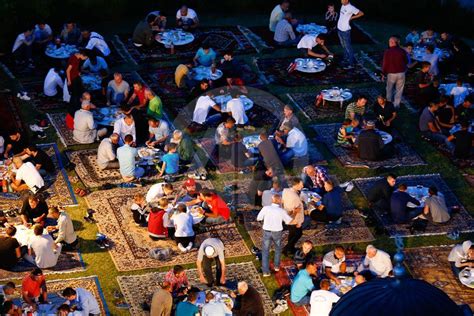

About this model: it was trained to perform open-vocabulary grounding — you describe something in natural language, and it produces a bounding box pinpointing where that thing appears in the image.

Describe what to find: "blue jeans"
[275,37,299,47]
[338,29,355,65]
[293,294,311,306]
[279,148,295,166]
[262,230,283,274]
[422,131,455,151]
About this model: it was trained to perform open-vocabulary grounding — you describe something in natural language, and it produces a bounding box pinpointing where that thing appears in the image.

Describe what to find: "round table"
[93,107,124,126]
[196,290,233,315]
[137,147,162,166]
[213,95,254,112]
[294,58,326,73]
[355,129,393,145]
[459,268,474,288]
[330,276,355,296]
[242,135,261,155]
[412,46,449,62]
[406,186,444,208]
[45,43,78,59]
[187,205,205,224]
[321,88,352,108]
[439,83,472,95]
[449,122,474,135]
[296,23,328,35]
[190,66,223,81]
[155,29,194,46]
[81,73,102,91]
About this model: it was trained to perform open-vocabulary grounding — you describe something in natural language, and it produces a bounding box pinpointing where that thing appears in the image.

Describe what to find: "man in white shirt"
[257,194,294,276]
[113,115,136,145]
[43,68,64,97]
[337,0,364,67]
[193,93,221,126]
[226,91,248,126]
[81,30,111,57]
[146,118,170,149]
[269,0,290,32]
[12,27,35,65]
[276,122,308,166]
[450,80,469,107]
[97,133,120,170]
[448,240,474,275]
[423,45,440,77]
[10,157,44,193]
[62,287,100,316]
[146,182,174,204]
[47,207,78,250]
[26,224,62,269]
[310,279,340,316]
[176,5,199,30]
[359,245,392,278]
[73,101,107,144]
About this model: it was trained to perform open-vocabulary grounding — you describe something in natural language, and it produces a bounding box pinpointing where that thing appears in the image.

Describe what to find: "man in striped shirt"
[344,95,368,123]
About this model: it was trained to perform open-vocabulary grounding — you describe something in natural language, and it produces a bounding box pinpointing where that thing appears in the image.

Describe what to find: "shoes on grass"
[272,300,288,314]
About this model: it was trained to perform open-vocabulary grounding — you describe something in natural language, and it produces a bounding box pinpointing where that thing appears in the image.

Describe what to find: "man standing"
[215,117,236,160]
[269,1,290,32]
[337,0,364,68]
[282,177,305,256]
[232,281,265,316]
[62,287,100,316]
[196,238,226,287]
[382,36,408,108]
[257,194,294,276]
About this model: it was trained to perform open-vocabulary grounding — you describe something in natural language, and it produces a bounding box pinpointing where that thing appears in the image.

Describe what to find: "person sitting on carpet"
[22,268,48,307]
[107,73,130,105]
[274,12,298,47]
[225,90,249,127]
[0,227,22,270]
[144,89,163,121]
[298,34,333,61]
[435,96,455,133]
[294,240,315,270]
[145,182,174,204]
[231,281,265,316]
[308,180,344,223]
[419,102,454,151]
[127,81,148,109]
[146,10,167,32]
[203,292,228,316]
[323,246,347,285]
[176,5,199,30]
[172,203,195,252]
[97,133,120,170]
[43,67,64,97]
[12,26,35,67]
[258,132,284,176]
[169,130,195,164]
[46,207,78,251]
[405,28,420,45]
[20,195,48,227]
[200,189,231,225]
[421,186,450,224]
[215,117,236,160]
[73,100,107,144]
[174,178,203,206]
[81,29,110,57]
[62,287,101,316]
[275,122,308,166]
[117,134,144,182]
[390,183,421,224]
[449,79,470,108]
[325,3,339,31]
[373,95,397,133]
[403,42,418,69]
[196,237,226,287]
[230,133,258,170]
[269,0,290,32]
[345,95,368,124]
[447,120,473,159]
[355,120,386,161]
[4,130,28,158]
[290,260,318,306]
[147,202,168,240]
[158,143,179,177]
[164,265,189,297]
[81,55,108,74]
[337,119,356,147]
[132,14,156,48]
[113,114,136,145]
[448,240,474,275]
[420,27,438,46]
[189,79,210,101]
[150,282,172,316]
[146,118,169,150]
[9,157,44,193]
[33,22,52,50]
[310,279,340,316]
[455,96,473,124]
[175,63,194,89]
[193,44,216,67]
[423,45,440,77]
[275,104,300,134]
[130,193,148,227]
[25,145,54,176]
[302,165,329,194]
[192,92,222,127]
[25,224,62,269]
[219,50,248,94]
[60,22,82,45]
[358,245,393,278]
[176,289,199,316]
[367,174,397,212]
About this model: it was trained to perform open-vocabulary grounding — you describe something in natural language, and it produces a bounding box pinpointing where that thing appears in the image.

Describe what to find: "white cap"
[366,244,376,253]
[204,246,215,257]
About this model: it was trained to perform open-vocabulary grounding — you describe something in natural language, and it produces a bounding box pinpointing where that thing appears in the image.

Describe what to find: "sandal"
[79,189,88,197]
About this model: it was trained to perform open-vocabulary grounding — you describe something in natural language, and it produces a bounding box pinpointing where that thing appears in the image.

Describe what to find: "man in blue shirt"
[117,134,144,182]
[159,143,179,177]
[290,260,318,306]
[390,183,421,224]
[193,44,216,67]
[309,180,343,223]
[62,287,100,316]
[176,290,199,316]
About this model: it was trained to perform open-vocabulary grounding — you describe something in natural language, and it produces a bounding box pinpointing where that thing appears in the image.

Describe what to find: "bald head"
[237,281,248,295]
[271,194,282,205]
[366,245,377,258]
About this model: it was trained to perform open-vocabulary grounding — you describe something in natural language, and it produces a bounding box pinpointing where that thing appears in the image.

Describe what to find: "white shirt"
[113,118,136,142]
[450,86,469,107]
[15,162,44,192]
[146,182,167,203]
[269,4,284,32]
[322,251,346,273]
[286,128,308,157]
[73,109,97,144]
[149,120,170,140]
[55,212,77,244]
[448,241,472,267]
[34,24,52,41]
[337,3,360,32]
[28,234,61,269]
[226,98,248,125]
[362,250,392,277]
[97,138,116,170]
[172,212,195,237]
[297,34,317,49]
[12,33,33,53]
[44,68,64,96]
[262,189,281,207]
[202,300,228,316]
[310,290,340,316]
[69,288,101,315]
[257,203,293,232]
[193,96,216,124]
[176,8,198,22]
[85,32,110,56]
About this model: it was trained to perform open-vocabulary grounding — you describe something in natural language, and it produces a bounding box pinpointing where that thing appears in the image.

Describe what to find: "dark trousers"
[310,210,340,223]
[62,238,79,251]
[283,225,303,255]
[202,255,222,286]
[13,43,32,62]
[175,235,195,246]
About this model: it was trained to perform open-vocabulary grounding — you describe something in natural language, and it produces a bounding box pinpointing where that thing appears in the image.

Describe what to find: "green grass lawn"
[1,13,473,316]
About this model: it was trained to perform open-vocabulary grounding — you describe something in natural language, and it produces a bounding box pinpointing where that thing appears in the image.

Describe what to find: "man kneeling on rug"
[62,287,100,316]
[9,157,45,194]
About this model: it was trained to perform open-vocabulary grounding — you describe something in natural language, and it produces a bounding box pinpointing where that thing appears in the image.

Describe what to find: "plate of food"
[190,206,204,217]
[138,148,156,159]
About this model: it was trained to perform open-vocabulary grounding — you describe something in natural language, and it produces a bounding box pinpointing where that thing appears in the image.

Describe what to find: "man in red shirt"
[200,189,230,225]
[127,81,148,110]
[22,268,48,307]
[381,36,408,108]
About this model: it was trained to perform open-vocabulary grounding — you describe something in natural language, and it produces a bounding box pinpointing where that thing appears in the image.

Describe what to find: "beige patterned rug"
[47,112,80,147]
[405,246,474,310]
[85,184,251,271]
[117,262,273,315]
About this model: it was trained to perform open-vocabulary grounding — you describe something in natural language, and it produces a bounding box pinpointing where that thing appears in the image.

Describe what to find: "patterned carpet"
[405,246,474,310]
[353,174,474,237]
[227,178,374,247]
[85,185,250,271]
[0,143,77,209]
[117,262,273,315]
[0,92,25,135]
[116,26,256,64]
[311,123,426,169]
[287,87,382,121]
[47,112,79,147]
[255,57,375,87]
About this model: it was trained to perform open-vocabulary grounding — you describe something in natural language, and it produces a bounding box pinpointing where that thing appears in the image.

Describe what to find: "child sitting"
[337,119,356,147]
[158,143,180,177]
[294,240,315,269]
[162,198,177,240]
[131,193,148,227]
[147,198,169,240]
